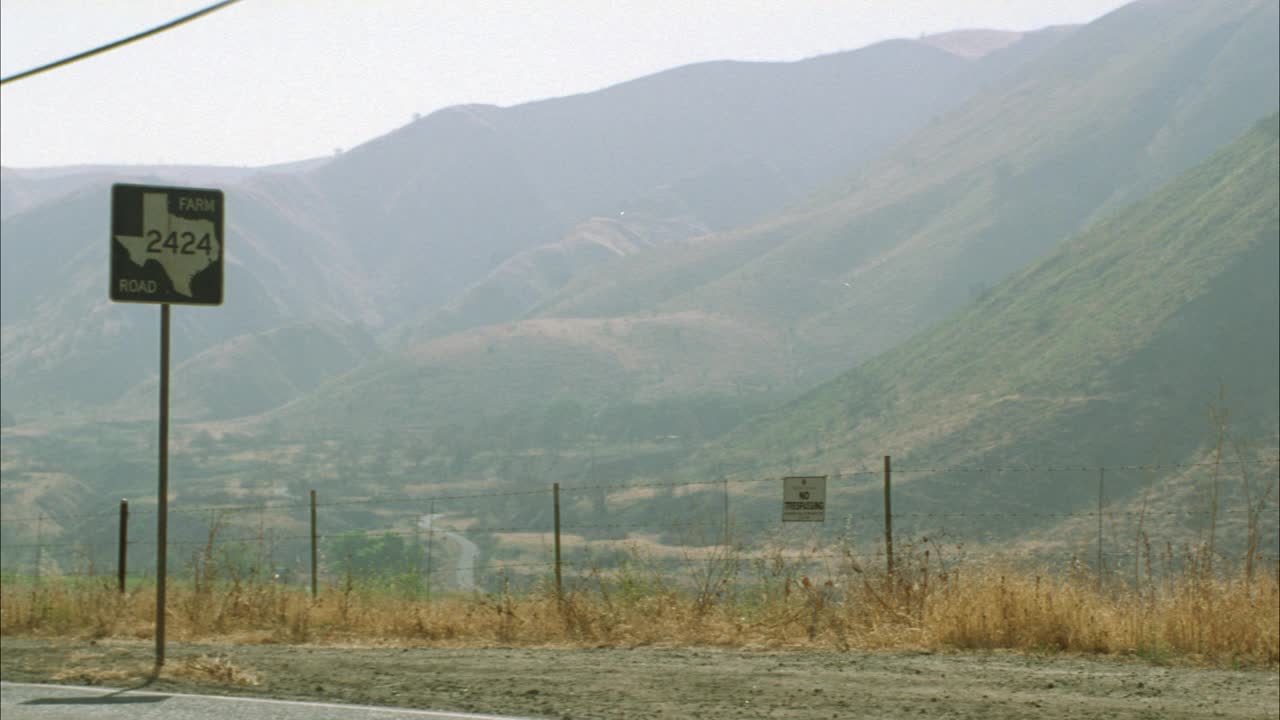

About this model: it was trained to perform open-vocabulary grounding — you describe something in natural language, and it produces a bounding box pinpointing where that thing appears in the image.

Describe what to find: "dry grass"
[3,550,1276,668]
[164,654,260,685]
[48,654,259,687]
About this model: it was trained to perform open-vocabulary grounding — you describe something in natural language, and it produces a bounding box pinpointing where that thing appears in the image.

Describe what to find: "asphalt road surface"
[0,682,534,720]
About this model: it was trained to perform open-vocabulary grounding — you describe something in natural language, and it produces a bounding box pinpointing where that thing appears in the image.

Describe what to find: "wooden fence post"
[118,499,129,593]
[425,498,435,600]
[310,489,318,599]
[884,455,894,578]
[722,476,730,546]
[553,483,562,601]
[1097,467,1105,591]
[34,513,44,584]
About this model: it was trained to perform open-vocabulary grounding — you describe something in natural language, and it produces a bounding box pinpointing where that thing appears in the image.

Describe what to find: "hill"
[285,0,1278,440]
[327,27,1072,332]
[112,322,378,421]
[534,0,1278,378]
[0,179,365,415]
[0,160,332,220]
[696,112,1279,545]
[1,28,1065,421]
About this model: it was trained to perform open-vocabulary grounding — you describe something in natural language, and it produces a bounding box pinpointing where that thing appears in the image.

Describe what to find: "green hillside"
[536,0,1279,383]
[393,213,711,345]
[113,322,378,421]
[698,113,1279,521]
[284,0,1278,447]
[279,311,791,439]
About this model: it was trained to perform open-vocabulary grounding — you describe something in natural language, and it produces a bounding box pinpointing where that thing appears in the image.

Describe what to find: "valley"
[1,3,1278,692]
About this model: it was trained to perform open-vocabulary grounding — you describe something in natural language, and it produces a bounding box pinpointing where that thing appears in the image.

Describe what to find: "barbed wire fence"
[2,457,1277,596]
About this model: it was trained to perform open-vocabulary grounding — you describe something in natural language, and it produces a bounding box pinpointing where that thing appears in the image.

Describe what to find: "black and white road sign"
[782,476,826,522]
[110,183,224,305]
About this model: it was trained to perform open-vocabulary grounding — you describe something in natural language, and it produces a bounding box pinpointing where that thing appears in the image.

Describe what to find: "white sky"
[1,0,1130,169]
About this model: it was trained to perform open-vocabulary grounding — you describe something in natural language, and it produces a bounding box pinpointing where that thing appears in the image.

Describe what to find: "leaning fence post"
[884,455,894,578]
[310,489,318,599]
[118,499,129,593]
[553,482,563,602]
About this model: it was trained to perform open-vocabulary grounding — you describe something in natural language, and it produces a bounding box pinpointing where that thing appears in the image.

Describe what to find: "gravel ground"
[2,637,1277,719]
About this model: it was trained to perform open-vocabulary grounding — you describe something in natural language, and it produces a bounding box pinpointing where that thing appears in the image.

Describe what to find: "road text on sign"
[782,476,827,522]
[110,184,224,305]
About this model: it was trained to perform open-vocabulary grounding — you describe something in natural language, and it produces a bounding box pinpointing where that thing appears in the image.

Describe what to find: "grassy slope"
[698,113,1279,514]
[278,311,792,436]
[112,322,379,421]
[536,0,1279,384]
[280,0,1278,447]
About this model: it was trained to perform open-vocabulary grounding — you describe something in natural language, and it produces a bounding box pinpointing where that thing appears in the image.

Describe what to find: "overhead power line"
[0,0,242,86]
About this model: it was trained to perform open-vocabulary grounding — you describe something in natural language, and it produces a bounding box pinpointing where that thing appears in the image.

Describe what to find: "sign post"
[110,183,224,668]
[156,303,170,666]
[782,476,827,523]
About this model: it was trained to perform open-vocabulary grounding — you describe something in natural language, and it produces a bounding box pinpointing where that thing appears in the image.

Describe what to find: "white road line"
[0,682,538,720]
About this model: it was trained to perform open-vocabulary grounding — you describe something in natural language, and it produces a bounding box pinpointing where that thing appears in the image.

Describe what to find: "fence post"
[309,489,318,599]
[155,303,171,669]
[425,498,435,601]
[884,455,894,578]
[553,482,562,602]
[722,476,730,546]
[1097,467,1104,591]
[35,513,44,584]
[118,499,129,593]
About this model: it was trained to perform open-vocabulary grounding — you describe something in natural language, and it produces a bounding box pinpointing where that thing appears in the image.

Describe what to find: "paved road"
[1,682,533,720]
[419,514,480,592]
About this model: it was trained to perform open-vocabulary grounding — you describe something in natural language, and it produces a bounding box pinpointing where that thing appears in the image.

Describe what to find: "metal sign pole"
[155,303,171,668]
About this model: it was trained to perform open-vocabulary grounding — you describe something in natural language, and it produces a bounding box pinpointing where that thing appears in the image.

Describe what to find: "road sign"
[782,476,826,522]
[108,184,225,668]
[110,183,224,305]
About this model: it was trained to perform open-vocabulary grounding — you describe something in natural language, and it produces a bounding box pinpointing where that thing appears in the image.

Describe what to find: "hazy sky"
[1,0,1130,169]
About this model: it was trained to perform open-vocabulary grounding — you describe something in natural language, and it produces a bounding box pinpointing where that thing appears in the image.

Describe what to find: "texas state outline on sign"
[114,193,221,298]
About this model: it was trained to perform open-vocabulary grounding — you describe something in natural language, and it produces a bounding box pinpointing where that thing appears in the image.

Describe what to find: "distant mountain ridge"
[920,29,1027,58]
[0,160,330,220]
[2,25,1073,419]
[538,0,1276,365]
[281,0,1278,439]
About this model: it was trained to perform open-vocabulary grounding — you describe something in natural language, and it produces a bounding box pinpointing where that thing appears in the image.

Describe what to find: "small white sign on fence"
[782,476,826,522]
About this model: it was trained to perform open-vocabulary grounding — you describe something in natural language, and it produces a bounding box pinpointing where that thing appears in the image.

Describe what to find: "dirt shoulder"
[2,637,1276,719]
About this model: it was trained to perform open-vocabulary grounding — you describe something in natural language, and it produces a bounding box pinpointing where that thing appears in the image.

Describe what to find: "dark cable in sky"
[0,0,242,86]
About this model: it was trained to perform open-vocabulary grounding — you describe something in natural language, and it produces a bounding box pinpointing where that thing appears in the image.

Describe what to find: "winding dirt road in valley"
[419,514,479,592]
